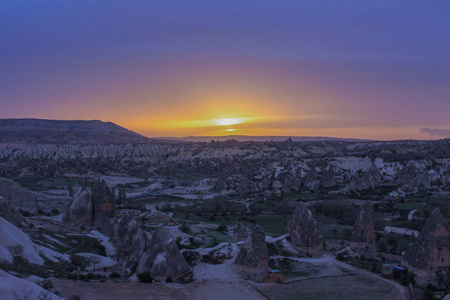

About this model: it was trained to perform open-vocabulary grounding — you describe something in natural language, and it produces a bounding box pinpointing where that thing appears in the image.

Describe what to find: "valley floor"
[53,256,404,300]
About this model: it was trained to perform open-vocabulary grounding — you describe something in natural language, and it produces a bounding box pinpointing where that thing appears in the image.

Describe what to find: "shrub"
[37,279,54,291]
[109,272,121,279]
[217,224,227,232]
[137,271,153,283]
[179,224,192,234]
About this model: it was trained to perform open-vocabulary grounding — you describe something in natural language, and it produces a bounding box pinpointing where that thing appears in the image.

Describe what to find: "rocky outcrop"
[0,178,39,212]
[350,202,376,258]
[287,203,322,255]
[92,181,115,236]
[403,208,450,286]
[0,196,24,227]
[63,189,93,230]
[0,178,69,213]
[136,225,190,281]
[232,221,249,243]
[0,217,63,265]
[111,214,148,270]
[235,223,269,282]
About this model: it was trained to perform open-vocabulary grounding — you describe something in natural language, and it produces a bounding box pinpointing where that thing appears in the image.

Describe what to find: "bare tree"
[88,254,102,272]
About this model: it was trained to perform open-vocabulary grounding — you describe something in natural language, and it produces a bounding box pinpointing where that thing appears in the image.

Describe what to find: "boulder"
[235,223,269,282]
[350,202,376,258]
[286,203,322,255]
[136,225,190,281]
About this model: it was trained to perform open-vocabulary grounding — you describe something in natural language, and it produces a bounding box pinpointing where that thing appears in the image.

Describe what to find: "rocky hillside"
[0,119,151,144]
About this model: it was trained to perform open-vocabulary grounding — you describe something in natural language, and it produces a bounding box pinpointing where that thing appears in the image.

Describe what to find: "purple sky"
[1,1,450,139]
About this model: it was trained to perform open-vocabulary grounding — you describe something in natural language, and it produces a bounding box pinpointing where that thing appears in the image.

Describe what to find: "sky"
[1,1,450,140]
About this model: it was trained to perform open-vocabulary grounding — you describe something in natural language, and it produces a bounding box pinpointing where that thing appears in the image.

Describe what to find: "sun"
[213,118,248,126]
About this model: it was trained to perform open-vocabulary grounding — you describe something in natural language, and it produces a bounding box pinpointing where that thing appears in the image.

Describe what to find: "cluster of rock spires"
[63,181,190,280]
[235,223,269,282]
[350,202,376,258]
[136,225,190,281]
[403,208,450,286]
[287,203,322,255]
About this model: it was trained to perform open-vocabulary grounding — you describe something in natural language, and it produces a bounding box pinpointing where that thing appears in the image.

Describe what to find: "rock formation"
[287,203,322,255]
[235,223,269,282]
[92,181,116,235]
[63,189,93,230]
[111,213,148,270]
[232,221,249,243]
[0,178,39,212]
[0,217,62,265]
[350,202,376,258]
[403,208,450,287]
[0,196,24,227]
[321,165,337,188]
[136,225,190,281]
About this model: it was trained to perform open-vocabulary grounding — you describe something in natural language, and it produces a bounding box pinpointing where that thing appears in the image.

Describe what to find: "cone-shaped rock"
[92,181,115,235]
[235,223,269,282]
[287,203,322,255]
[403,208,450,286]
[350,201,376,258]
[232,221,249,243]
[63,189,93,230]
[111,214,148,270]
[136,225,190,281]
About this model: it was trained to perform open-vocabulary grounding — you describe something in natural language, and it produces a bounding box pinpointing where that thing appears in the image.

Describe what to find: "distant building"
[403,208,450,287]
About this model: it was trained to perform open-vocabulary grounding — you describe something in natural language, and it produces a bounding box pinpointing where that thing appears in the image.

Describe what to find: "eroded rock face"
[350,202,376,258]
[404,208,450,269]
[63,189,93,230]
[0,196,24,227]
[232,221,249,243]
[111,214,148,270]
[92,181,115,236]
[286,203,322,255]
[235,223,269,282]
[136,225,190,281]
[0,178,39,213]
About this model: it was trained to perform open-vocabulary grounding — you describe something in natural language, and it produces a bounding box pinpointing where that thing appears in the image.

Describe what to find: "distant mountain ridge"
[0,119,152,144]
[156,135,374,143]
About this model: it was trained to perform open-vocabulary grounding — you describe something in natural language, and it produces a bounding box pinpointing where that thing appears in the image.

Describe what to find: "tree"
[88,255,102,272]
[217,224,228,233]
[70,254,89,274]
[68,183,75,197]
